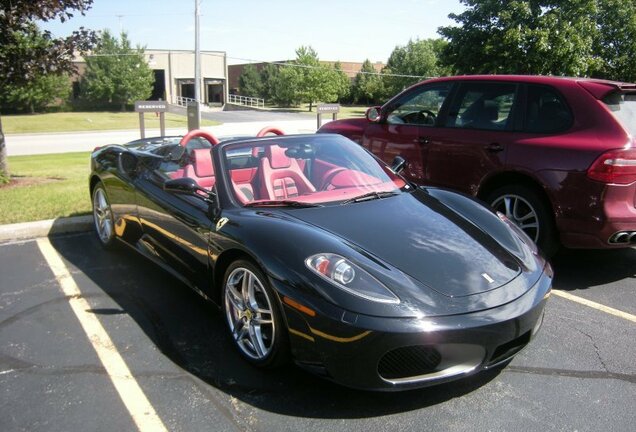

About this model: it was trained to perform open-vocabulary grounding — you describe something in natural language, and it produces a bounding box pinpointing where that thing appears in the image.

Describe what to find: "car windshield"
[221,134,408,206]
[603,92,636,137]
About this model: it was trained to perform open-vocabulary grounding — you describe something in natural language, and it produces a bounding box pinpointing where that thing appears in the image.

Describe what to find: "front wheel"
[223,260,289,368]
[487,185,558,256]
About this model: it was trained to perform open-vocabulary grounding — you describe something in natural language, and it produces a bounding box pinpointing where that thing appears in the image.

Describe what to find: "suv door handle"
[418,137,430,145]
[485,143,504,152]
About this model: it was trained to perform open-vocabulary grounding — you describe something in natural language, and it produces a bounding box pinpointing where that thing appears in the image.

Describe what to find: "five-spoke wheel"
[92,184,116,248]
[223,260,287,367]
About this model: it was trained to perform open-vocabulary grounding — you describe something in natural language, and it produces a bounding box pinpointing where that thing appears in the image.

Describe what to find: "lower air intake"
[378,345,442,380]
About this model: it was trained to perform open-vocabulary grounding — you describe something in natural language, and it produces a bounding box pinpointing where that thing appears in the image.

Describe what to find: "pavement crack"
[575,328,609,372]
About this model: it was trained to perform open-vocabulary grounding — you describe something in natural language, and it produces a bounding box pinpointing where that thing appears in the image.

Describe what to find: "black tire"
[91,183,117,249]
[222,259,289,368]
[486,185,559,257]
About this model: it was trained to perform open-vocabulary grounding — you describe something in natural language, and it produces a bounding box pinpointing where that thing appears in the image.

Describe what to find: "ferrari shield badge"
[216,217,229,231]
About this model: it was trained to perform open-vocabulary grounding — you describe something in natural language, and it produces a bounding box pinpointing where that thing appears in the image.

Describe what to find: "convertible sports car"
[89,127,552,391]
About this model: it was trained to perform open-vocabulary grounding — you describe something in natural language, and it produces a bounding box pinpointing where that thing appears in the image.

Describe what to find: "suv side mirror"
[391,156,407,174]
[366,106,382,123]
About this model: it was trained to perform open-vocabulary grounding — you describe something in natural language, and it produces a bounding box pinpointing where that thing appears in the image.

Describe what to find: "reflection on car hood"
[287,190,524,298]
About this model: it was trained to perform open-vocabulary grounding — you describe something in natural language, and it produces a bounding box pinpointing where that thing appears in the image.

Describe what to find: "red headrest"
[265,145,291,169]
[191,149,214,177]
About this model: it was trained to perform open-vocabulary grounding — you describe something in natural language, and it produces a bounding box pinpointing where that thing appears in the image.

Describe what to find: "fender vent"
[378,345,442,380]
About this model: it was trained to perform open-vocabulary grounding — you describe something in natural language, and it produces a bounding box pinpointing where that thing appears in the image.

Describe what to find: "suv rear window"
[525,85,572,133]
[603,92,636,137]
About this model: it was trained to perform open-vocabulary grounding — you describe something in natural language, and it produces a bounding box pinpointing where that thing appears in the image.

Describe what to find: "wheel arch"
[89,174,102,197]
[477,171,555,216]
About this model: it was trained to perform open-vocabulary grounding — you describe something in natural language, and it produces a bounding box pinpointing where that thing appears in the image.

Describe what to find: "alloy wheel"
[224,267,276,360]
[491,194,540,242]
[93,187,114,244]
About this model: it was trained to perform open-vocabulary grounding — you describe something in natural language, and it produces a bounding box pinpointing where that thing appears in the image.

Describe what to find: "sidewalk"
[6,119,324,156]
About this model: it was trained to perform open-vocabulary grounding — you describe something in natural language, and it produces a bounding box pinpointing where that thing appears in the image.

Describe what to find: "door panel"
[135,171,212,292]
[362,83,454,183]
[426,82,519,195]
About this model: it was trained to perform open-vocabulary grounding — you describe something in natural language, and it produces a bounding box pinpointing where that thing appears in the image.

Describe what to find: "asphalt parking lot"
[1,232,635,431]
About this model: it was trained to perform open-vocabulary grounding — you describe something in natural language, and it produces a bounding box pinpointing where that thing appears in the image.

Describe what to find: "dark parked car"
[89,128,552,391]
[318,75,636,254]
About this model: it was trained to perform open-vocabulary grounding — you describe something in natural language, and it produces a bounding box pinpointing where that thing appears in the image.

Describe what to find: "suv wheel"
[487,185,558,256]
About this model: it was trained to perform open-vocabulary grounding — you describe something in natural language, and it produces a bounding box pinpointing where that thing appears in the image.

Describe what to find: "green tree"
[0,0,96,184]
[259,63,280,101]
[438,0,601,76]
[82,30,153,111]
[352,59,385,105]
[273,46,350,110]
[332,61,352,103]
[382,38,449,97]
[593,0,636,82]
[271,65,302,107]
[238,64,263,97]
[1,73,71,114]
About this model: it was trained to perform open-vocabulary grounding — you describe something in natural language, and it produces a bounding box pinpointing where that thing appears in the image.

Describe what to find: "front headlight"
[305,253,400,304]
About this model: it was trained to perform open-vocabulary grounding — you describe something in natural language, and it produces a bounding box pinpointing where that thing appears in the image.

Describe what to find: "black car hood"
[285,190,523,298]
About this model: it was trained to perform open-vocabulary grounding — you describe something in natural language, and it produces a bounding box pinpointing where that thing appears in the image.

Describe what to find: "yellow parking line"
[37,238,168,432]
[552,290,636,324]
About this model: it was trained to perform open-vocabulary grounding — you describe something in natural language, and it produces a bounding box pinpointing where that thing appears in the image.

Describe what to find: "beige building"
[73,49,228,106]
[144,49,228,106]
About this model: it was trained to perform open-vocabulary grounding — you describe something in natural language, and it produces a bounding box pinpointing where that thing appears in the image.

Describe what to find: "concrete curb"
[0,215,94,243]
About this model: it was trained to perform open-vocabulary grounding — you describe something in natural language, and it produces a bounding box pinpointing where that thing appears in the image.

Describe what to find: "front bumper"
[278,270,552,391]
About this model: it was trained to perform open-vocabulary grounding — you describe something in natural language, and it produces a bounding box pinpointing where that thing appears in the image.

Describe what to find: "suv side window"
[385,83,452,126]
[446,82,517,131]
[525,85,572,133]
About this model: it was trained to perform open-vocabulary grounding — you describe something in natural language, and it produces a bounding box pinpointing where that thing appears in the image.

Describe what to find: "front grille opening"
[378,345,442,380]
[489,331,531,365]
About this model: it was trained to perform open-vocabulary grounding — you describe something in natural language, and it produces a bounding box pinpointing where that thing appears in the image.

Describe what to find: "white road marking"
[552,290,636,324]
[37,238,168,432]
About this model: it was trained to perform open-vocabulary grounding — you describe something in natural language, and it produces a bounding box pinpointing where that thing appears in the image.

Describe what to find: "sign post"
[134,100,169,138]
[316,104,340,129]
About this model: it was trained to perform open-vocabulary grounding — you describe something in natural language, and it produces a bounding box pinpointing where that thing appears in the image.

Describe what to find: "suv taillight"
[587,148,636,184]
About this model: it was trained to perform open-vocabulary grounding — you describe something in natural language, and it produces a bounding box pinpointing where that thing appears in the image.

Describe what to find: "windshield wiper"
[244,200,323,208]
[341,191,398,205]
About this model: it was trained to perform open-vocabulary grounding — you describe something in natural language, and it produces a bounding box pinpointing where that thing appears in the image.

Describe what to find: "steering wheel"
[257,126,285,137]
[179,129,220,147]
[418,110,437,125]
[319,167,347,190]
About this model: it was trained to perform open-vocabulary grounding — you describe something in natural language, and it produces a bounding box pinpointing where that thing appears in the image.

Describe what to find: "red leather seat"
[259,145,315,199]
[184,148,215,189]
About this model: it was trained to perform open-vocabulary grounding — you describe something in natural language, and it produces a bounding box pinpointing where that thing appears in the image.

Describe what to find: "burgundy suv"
[318,75,636,254]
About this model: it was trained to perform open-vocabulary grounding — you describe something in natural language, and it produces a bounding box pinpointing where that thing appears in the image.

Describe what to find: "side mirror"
[164,177,217,205]
[164,177,202,194]
[117,152,139,178]
[391,156,407,174]
[366,106,382,123]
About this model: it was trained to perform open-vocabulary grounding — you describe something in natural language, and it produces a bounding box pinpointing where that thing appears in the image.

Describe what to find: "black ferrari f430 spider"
[89,127,552,391]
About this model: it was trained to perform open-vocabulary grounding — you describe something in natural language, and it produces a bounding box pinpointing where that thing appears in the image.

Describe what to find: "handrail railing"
[228,94,265,108]
[175,95,197,107]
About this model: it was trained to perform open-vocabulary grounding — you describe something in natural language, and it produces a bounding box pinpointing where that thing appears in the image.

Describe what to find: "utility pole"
[192,0,202,128]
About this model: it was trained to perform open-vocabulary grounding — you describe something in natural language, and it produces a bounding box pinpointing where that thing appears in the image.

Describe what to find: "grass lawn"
[3,112,220,134]
[262,104,370,119]
[0,152,92,224]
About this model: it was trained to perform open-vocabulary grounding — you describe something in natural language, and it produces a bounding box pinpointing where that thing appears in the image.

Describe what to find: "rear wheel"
[92,183,117,249]
[223,260,289,368]
[487,185,558,256]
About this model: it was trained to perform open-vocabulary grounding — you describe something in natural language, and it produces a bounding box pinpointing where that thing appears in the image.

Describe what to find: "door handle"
[486,143,504,153]
[418,137,430,145]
